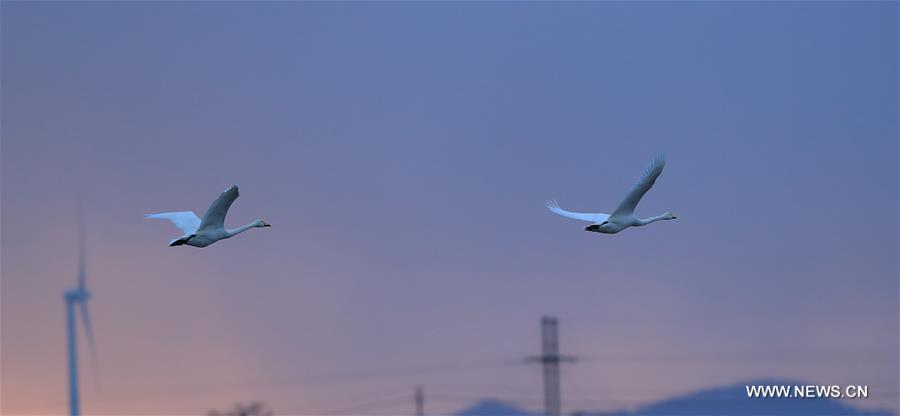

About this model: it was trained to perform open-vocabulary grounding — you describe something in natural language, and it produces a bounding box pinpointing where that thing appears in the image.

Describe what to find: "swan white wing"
[198,185,239,231]
[546,200,609,223]
[145,211,201,234]
[610,153,666,219]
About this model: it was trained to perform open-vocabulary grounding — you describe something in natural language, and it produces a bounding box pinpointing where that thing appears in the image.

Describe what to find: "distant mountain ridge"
[454,379,895,416]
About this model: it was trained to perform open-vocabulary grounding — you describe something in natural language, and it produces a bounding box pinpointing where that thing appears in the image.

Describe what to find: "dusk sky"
[2,2,898,415]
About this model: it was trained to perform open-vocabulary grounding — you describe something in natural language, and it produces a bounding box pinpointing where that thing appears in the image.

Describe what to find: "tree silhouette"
[208,401,274,416]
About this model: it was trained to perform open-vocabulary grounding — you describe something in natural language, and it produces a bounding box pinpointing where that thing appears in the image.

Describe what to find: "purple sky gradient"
[2,2,897,415]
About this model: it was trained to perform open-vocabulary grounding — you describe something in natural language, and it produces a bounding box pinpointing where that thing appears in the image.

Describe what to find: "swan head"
[665,212,676,220]
[255,220,272,228]
[584,221,615,234]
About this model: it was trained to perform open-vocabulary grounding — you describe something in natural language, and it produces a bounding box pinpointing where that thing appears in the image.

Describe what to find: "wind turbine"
[64,203,97,416]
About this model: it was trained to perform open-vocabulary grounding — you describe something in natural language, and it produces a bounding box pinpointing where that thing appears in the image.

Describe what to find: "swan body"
[547,154,675,234]
[145,185,270,248]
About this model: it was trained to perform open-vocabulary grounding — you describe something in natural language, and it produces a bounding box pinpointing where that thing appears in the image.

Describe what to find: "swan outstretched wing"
[611,153,666,218]
[145,211,201,234]
[545,200,609,223]
[198,185,239,231]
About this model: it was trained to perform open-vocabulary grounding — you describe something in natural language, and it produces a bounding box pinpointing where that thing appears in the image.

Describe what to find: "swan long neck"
[226,222,258,237]
[635,213,674,226]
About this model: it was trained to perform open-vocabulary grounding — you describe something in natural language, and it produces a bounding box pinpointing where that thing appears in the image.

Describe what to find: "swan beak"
[263,223,272,227]
[584,224,600,232]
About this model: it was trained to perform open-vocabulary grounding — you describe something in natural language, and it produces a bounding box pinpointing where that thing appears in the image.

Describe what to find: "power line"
[68,357,524,408]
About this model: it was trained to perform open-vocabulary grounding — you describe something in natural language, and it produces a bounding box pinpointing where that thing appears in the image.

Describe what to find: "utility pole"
[414,385,424,416]
[527,316,575,416]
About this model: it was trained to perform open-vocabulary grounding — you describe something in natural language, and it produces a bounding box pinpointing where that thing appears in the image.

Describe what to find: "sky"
[1,2,898,415]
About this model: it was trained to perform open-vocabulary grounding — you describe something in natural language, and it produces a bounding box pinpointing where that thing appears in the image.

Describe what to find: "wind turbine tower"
[64,205,97,416]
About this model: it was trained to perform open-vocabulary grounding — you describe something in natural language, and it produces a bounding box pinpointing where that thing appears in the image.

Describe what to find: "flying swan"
[547,153,676,234]
[145,185,270,247]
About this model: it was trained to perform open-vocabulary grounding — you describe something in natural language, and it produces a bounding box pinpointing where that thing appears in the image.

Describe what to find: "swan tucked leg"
[635,212,677,226]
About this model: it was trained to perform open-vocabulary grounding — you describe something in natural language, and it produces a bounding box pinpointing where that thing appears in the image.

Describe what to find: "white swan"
[145,185,270,247]
[547,153,676,234]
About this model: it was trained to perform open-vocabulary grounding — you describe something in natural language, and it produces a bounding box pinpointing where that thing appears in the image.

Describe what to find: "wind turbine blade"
[79,301,101,388]
[76,199,87,291]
